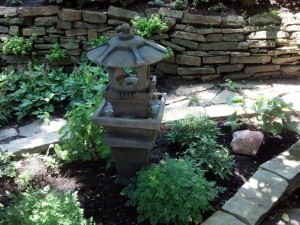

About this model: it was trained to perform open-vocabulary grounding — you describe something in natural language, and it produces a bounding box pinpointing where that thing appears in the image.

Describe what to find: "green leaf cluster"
[86,36,108,48]
[167,115,234,179]
[163,47,174,61]
[45,43,66,62]
[131,14,168,38]
[2,35,36,56]
[123,157,223,225]
[0,186,95,225]
[0,152,17,178]
[170,0,188,9]
[252,96,300,135]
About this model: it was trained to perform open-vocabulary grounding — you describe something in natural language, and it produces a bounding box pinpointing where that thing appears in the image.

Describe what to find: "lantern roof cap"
[87,23,167,68]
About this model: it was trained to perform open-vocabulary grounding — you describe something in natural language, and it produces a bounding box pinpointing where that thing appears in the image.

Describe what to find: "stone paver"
[18,118,66,137]
[0,128,18,141]
[163,105,206,122]
[0,131,60,155]
[196,89,219,106]
[261,208,300,225]
[175,83,214,95]
[212,89,237,104]
[222,170,289,225]
[165,96,187,105]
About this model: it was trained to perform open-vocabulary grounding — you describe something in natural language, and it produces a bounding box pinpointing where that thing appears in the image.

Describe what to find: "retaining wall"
[0,6,299,80]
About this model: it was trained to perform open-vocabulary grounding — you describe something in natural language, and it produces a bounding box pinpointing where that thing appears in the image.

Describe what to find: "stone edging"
[201,140,300,225]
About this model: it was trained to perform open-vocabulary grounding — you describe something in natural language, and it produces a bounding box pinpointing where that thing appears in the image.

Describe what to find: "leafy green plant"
[123,157,223,225]
[15,171,33,188]
[220,79,240,91]
[131,14,168,38]
[87,36,108,48]
[5,0,23,5]
[189,95,200,106]
[167,115,234,178]
[0,64,69,124]
[210,2,228,12]
[2,34,36,55]
[170,0,188,9]
[252,96,300,135]
[45,43,66,62]
[163,47,174,61]
[0,152,18,178]
[0,186,95,225]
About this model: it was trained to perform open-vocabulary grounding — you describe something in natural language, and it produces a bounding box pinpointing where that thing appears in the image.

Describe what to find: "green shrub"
[45,43,66,62]
[123,157,223,225]
[163,47,174,61]
[2,35,36,55]
[167,115,234,179]
[87,36,108,48]
[0,152,17,178]
[252,96,300,135]
[131,14,168,38]
[170,0,188,9]
[0,186,94,225]
[210,2,228,12]
[0,64,69,124]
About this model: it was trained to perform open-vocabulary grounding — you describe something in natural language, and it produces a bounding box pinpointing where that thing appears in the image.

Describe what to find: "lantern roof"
[87,23,167,68]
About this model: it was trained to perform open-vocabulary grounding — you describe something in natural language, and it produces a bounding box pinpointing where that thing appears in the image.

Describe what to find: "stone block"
[248,40,276,48]
[163,17,176,30]
[108,6,139,21]
[231,56,271,64]
[200,74,221,82]
[184,51,212,57]
[0,7,17,17]
[290,31,300,39]
[260,140,300,181]
[0,17,33,26]
[59,9,81,21]
[170,38,198,50]
[144,8,159,17]
[222,15,245,28]
[22,27,45,36]
[176,54,201,66]
[217,64,244,73]
[73,21,99,29]
[202,211,246,225]
[203,56,229,64]
[223,33,244,42]
[207,34,223,42]
[175,83,214,95]
[282,25,300,32]
[272,56,300,64]
[156,62,178,74]
[247,31,289,40]
[8,26,19,35]
[237,42,249,50]
[160,40,185,52]
[249,14,281,25]
[0,26,8,33]
[182,13,221,25]
[65,28,87,36]
[174,24,197,33]
[88,29,97,40]
[44,36,58,43]
[177,67,215,75]
[34,44,53,50]
[224,73,252,80]
[34,16,57,27]
[148,34,169,41]
[82,11,107,23]
[0,128,18,141]
[107,19,124,26]
[57,21,72,30]
[196,28,222,34]
[0,131,60,156]
[244,65,280,74]
[221,28,244,34]
[198,42,238,51]
[17,6,59,17]
[281,65,300,75]
[282,14,300,25]
[61,43,79,50]
[66,49,82,56]
[170,31,206,42]
[222,170,288,225]
[46,27,64,34]
[158,7,183,20]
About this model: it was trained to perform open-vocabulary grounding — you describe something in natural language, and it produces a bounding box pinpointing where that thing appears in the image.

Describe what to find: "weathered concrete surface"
[0,128,18,141]
[201,210,246,225]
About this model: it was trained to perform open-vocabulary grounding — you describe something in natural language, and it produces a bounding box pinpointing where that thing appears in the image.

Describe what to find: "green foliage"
[188,95,200,106]
[87,36,108,48]
[5,0,22,5]
[170,0,188,9]
[163,47,174,61]
[0,64,69,124]
[0,186,95,225]
[167,115,234,178]
[45,43,66,62]
[148,0,165,6]
[0,152,17,178]
[252,96,300,135]
[220,79,240,91]
[110,0,135,6]
[2,35,36,56]
[123,157,223,225]
[131,14,168,38]
[210,2,228,12]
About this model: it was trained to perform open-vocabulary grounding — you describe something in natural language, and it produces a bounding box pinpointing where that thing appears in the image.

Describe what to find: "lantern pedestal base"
[92,93,166,184]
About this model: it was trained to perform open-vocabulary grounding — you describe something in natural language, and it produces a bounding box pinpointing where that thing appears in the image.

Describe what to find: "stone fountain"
[87,23,167,184]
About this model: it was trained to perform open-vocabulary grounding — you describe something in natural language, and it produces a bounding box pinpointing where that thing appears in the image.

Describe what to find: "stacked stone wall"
[0,6,299,80]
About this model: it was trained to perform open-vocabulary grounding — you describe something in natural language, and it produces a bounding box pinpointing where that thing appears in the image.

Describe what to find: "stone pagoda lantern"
[87,23,167,184]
